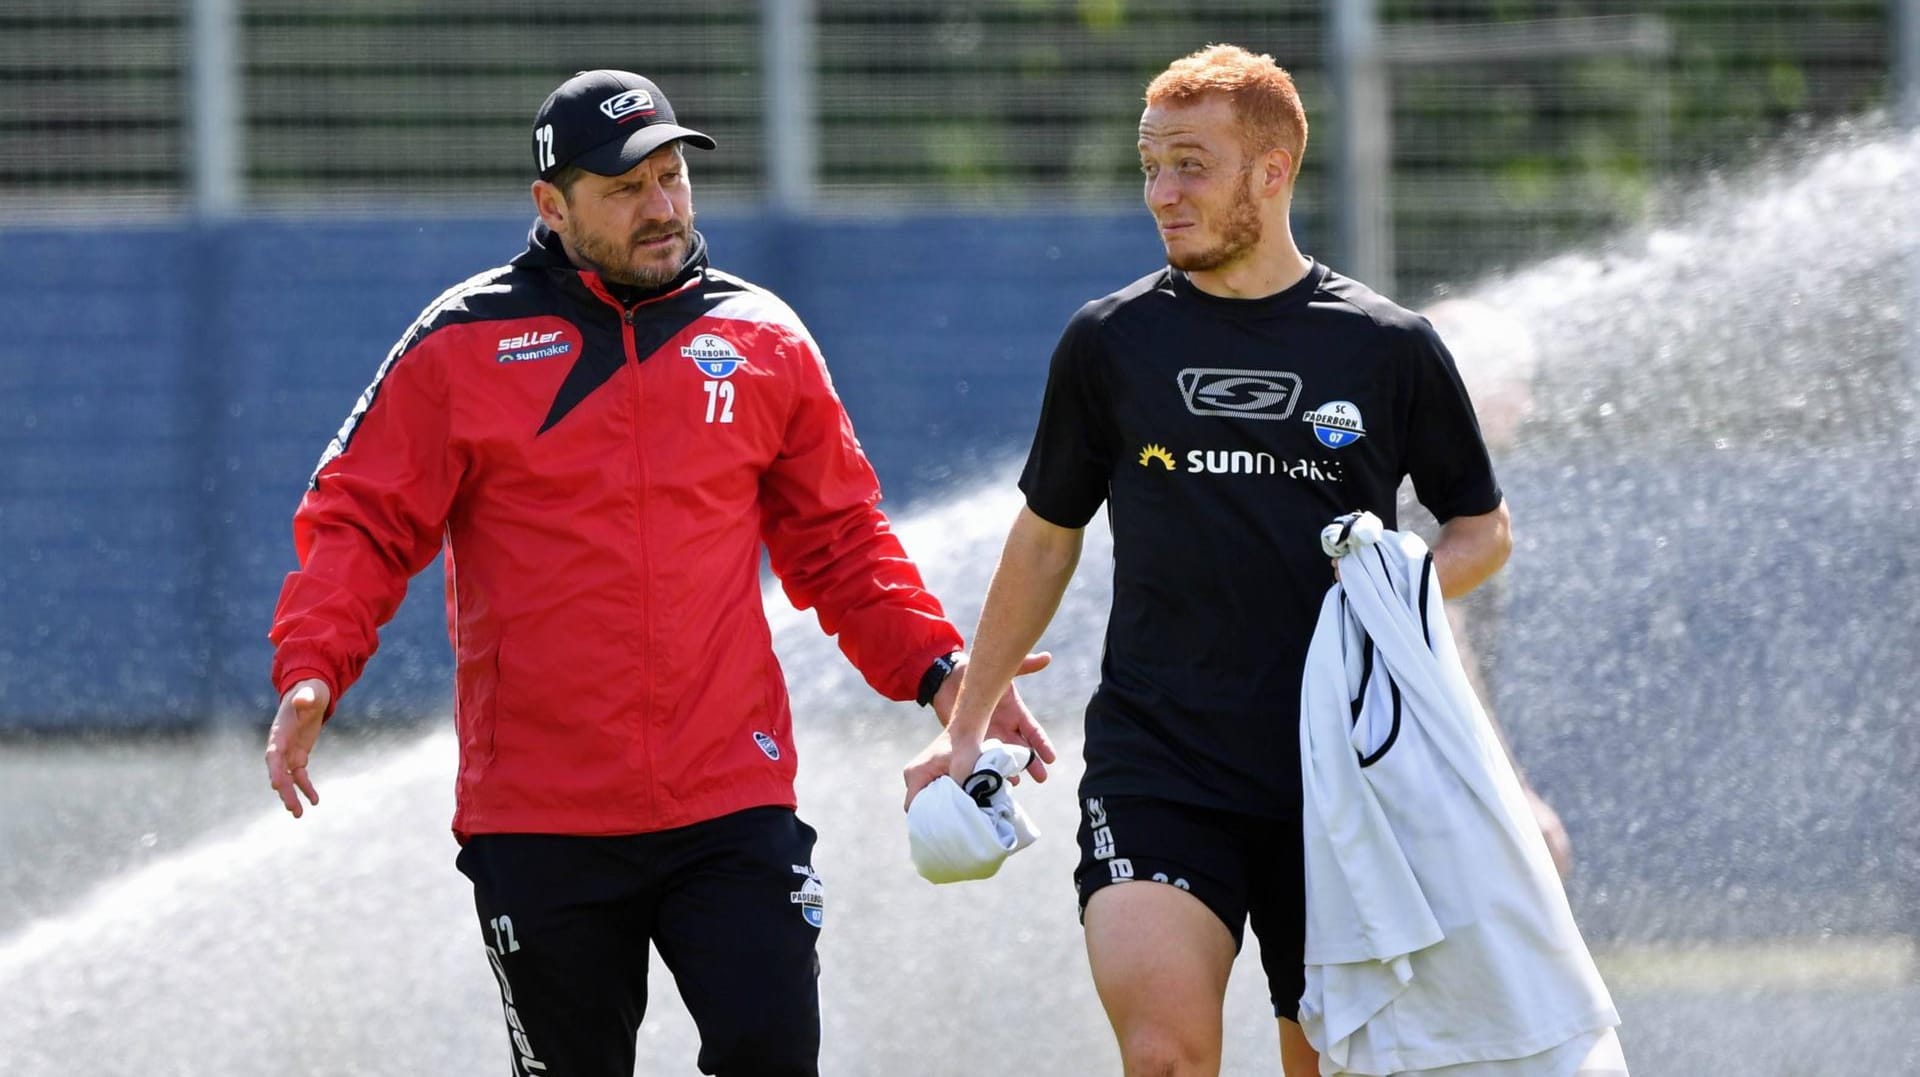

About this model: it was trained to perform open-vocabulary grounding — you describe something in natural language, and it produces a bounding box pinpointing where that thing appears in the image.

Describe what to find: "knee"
[698,1018,818,1077]
[1119,1025,1217,1077]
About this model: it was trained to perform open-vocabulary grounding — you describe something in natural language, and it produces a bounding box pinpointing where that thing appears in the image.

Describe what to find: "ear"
[531,180,568,232]
[1257,146,1295,198]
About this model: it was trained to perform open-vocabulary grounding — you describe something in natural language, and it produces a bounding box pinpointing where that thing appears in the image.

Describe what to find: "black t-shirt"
[1020,260,1501,821]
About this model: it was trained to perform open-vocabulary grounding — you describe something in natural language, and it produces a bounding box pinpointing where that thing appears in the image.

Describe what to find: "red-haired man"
[907,45,1524,1075]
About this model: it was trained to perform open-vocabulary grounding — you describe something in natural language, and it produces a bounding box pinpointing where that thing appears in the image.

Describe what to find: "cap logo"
[599,89,655,122]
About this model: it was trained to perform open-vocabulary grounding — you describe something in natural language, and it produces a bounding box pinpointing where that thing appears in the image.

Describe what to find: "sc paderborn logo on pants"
[1303,400,1367,449]
[790,865,825,928]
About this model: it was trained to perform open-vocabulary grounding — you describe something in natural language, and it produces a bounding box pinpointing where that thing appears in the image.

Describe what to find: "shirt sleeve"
[1401,316,1503,523]
[1018,303,1115,528]
[268,328,464,710]
[758,328,964,702]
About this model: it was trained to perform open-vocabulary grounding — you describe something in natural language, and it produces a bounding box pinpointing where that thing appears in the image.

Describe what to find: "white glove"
[907,739,1042,884]
[1320,510,1384,559]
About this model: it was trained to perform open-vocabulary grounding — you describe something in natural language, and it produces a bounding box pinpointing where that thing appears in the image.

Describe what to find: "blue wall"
[0,212,1163,730]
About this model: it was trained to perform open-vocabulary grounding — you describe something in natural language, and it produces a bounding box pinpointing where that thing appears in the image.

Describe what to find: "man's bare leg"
[1084,882,1235,1076]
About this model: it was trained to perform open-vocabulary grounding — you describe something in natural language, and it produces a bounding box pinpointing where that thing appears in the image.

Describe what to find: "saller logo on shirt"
[1177,368,1303,420]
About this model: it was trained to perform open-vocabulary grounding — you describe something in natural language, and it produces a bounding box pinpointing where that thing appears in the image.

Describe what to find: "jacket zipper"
[582,272,700,824]
[620,303,656,821]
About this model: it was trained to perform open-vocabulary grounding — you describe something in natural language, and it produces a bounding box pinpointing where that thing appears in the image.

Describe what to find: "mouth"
[1157,221,1195,238]
[634,231,683,253]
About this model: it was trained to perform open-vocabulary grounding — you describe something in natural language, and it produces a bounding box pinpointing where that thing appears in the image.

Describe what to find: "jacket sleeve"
[758,332,964,702]
[268,329,464,710]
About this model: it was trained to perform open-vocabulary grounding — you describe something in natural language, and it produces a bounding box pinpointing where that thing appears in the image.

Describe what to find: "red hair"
[1145,44,1308,166]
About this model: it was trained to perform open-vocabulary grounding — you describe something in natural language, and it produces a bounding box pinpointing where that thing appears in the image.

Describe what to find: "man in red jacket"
[263,69,1053,1077]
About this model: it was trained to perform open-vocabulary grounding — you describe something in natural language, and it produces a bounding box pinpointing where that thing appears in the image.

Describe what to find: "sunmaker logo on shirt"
[1177,368,1302,420]
[1138,443,1345,482]
[1138,444,1176,470]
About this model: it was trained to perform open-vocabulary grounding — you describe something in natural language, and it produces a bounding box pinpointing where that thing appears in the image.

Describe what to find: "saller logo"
[496,329,573,364]
[599,89,655,121]
[1177,368,1303,420]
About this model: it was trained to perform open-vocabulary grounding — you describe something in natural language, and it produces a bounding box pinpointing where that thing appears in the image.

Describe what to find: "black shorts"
[455,806,824,1077]
[1074,794,1307,1019]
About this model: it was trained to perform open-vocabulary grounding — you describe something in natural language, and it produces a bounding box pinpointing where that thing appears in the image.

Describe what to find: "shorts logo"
[1304,400,1367,448]
[1086,798,1117,859]
[753,731,781,760]
[599,89,655,122]
[1177,368,1302,420]
[1137,444,1176,470]
[681,333,744,378]
[790,864,825,928]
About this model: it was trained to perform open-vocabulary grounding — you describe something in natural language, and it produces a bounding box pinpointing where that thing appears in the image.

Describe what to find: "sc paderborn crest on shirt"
[1303,400,1367,449]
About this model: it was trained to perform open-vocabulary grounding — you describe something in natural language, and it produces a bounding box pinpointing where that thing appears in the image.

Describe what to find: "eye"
[1140,161,1160,178]
[1179,158,1205,175]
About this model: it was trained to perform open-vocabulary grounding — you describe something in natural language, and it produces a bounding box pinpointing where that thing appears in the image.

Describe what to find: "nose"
[1145,169,1180,210]
[638,178,676,222]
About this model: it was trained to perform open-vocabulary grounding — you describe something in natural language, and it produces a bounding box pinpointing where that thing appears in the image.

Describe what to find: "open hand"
[265,679,331,818]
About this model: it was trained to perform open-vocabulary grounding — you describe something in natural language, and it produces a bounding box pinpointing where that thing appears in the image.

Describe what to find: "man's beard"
[1167,177,1262,273]
[568,219,693,288]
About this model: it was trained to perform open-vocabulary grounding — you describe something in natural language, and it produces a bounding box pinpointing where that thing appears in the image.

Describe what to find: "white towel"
[907,740,1041,884]
[1298,514,1622,1076]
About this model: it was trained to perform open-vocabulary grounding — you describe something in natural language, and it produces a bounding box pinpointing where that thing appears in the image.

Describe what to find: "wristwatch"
[915,651,962,707]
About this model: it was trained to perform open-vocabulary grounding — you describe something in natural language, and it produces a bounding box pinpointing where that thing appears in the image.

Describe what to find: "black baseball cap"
[531,70,716,182]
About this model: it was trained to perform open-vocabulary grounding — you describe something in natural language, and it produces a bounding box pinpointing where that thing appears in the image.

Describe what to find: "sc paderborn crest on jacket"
[682,333,744,378]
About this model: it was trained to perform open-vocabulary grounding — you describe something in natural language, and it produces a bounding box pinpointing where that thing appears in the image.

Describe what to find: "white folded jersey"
[906,740,1041,885]
[1298,519,1622,1076]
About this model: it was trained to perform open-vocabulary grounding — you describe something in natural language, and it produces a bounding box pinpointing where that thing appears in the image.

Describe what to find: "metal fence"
[0,1,1910,296]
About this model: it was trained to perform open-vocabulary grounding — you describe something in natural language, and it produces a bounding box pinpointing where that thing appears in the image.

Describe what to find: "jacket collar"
[513,218,710,304]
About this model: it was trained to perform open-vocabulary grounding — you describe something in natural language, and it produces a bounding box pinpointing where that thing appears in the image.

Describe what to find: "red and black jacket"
[270,224,962,837]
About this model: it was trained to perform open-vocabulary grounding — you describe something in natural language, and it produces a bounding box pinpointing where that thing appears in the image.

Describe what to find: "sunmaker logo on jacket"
[681,333,744,377]
[496,326,579,364]
[1177,368,1302,420]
